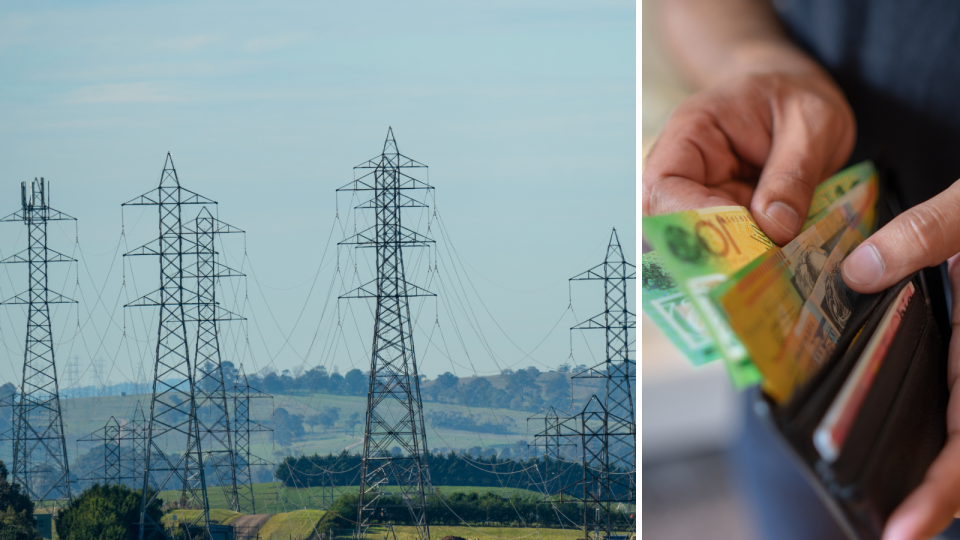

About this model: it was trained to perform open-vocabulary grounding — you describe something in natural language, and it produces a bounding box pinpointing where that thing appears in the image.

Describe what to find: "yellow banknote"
[804,161,878,231]
[771,225,866,402]
[716,180,878,394]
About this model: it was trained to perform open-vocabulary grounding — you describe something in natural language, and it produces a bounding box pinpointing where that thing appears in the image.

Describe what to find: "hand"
[642,71,856,245]
[841,183,960,540]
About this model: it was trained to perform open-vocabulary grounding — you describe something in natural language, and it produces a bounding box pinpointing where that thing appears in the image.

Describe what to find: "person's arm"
[643,0,855,245]
[648,3,960,539]
[659,0,822,88]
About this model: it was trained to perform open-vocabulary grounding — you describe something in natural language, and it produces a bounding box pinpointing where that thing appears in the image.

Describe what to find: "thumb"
[842,180,960,293]
[749,104,854,246]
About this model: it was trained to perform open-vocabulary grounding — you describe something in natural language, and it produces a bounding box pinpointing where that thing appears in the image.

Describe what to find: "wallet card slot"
[832,306,946,538]
[830,291,935,482]
[774,278,914,463]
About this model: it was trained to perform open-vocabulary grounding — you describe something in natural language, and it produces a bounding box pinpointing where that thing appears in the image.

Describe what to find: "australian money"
[765,225,865,403]
[716,183,875,366]
[641,251,720,366]
[642,206,775,386]
[640,161,877,382]
[803,161,878,230]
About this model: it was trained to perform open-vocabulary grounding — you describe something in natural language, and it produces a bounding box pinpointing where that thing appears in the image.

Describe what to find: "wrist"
[718,40,830,87]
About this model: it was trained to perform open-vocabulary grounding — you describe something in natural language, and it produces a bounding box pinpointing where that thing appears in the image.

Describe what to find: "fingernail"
[844,244,885,285]
[763,202,800,236]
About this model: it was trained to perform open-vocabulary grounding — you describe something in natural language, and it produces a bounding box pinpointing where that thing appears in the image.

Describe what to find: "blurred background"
[641,1,757,538]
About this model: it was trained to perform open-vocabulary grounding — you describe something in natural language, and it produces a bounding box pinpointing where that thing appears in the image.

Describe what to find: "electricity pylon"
[339,128,434,540]
[78,417,123,486]
[531,228,636,540]
[131,401,148,490]
[570,228,636,516]
[182,207,244,512]
[124,153,215,540]
[0,178,74,503]
[233,363,272,514]
[78,402,150,490]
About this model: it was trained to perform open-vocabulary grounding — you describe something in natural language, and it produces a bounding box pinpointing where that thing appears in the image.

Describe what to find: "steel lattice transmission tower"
[131,401,148,490]
[78,417,123,486]
[531,228,636,540]
[233,363,272,515]
[124,154,216,540]
[78,401,149,490]
[338,128,434,540]
[0,178,75,503]
[182,207,245,513]
[570,227,636,508]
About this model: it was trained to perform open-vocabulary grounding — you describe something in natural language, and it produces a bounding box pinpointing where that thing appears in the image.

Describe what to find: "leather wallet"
[752,168,953,540]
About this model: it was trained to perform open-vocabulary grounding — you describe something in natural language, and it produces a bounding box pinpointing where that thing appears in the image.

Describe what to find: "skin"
[644,1,960,538]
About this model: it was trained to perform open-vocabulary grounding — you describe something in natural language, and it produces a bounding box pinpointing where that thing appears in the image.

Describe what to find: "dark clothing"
[733,2,960,538]
[776,0,960,208]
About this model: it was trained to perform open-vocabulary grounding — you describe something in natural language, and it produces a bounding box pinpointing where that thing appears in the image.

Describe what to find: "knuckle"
[642,175,668,216]
[898,204,949,263]
[766,166,813,201]
[673,111,715,139]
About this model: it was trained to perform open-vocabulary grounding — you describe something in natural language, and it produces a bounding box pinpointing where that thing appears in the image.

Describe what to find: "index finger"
[842,180,960,293]
[642,98,769,216]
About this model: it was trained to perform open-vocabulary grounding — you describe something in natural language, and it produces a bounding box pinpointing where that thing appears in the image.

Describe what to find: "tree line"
[247,364,586,413]
[277,450,587,493]
[316,491,634,531]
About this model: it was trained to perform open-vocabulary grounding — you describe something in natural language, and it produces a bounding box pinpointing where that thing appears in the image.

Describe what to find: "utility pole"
[339,128,434,540]
[124,154,215,540]
[0,178,75,503]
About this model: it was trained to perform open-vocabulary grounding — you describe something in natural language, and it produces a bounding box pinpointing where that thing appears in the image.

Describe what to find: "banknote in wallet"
[751,167,950,540]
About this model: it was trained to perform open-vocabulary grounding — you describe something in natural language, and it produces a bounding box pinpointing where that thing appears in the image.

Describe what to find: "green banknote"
[641,251,720,366]
[642,206,774,387]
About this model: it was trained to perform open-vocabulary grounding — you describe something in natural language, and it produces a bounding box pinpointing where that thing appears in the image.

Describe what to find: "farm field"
[382,525,622,540]
[160,482,541,515]
[259,509,326,540]
[160,508,244,528]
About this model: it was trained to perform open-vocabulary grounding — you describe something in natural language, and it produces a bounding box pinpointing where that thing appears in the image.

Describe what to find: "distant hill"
[0,367,615,491]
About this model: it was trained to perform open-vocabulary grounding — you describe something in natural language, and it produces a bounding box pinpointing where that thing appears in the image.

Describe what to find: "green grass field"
[159,482,541,515]
[260,509,326,540]
[368,526,620,540]
[160,508,244,528]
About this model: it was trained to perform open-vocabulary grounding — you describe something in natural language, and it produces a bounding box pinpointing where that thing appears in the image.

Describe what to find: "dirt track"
[230,514,271,538]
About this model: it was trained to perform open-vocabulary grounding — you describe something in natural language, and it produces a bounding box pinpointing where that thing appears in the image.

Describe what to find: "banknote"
[641,251,720,366]
[642,206,774,386]
[716,182,876,389]
[803,161,878,231]
[640,161,877,384]
[813,282,916,462]
[765,225,865,403]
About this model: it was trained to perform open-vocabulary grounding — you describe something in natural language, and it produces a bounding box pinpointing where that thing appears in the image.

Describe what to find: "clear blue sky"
[0,0,636,389]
